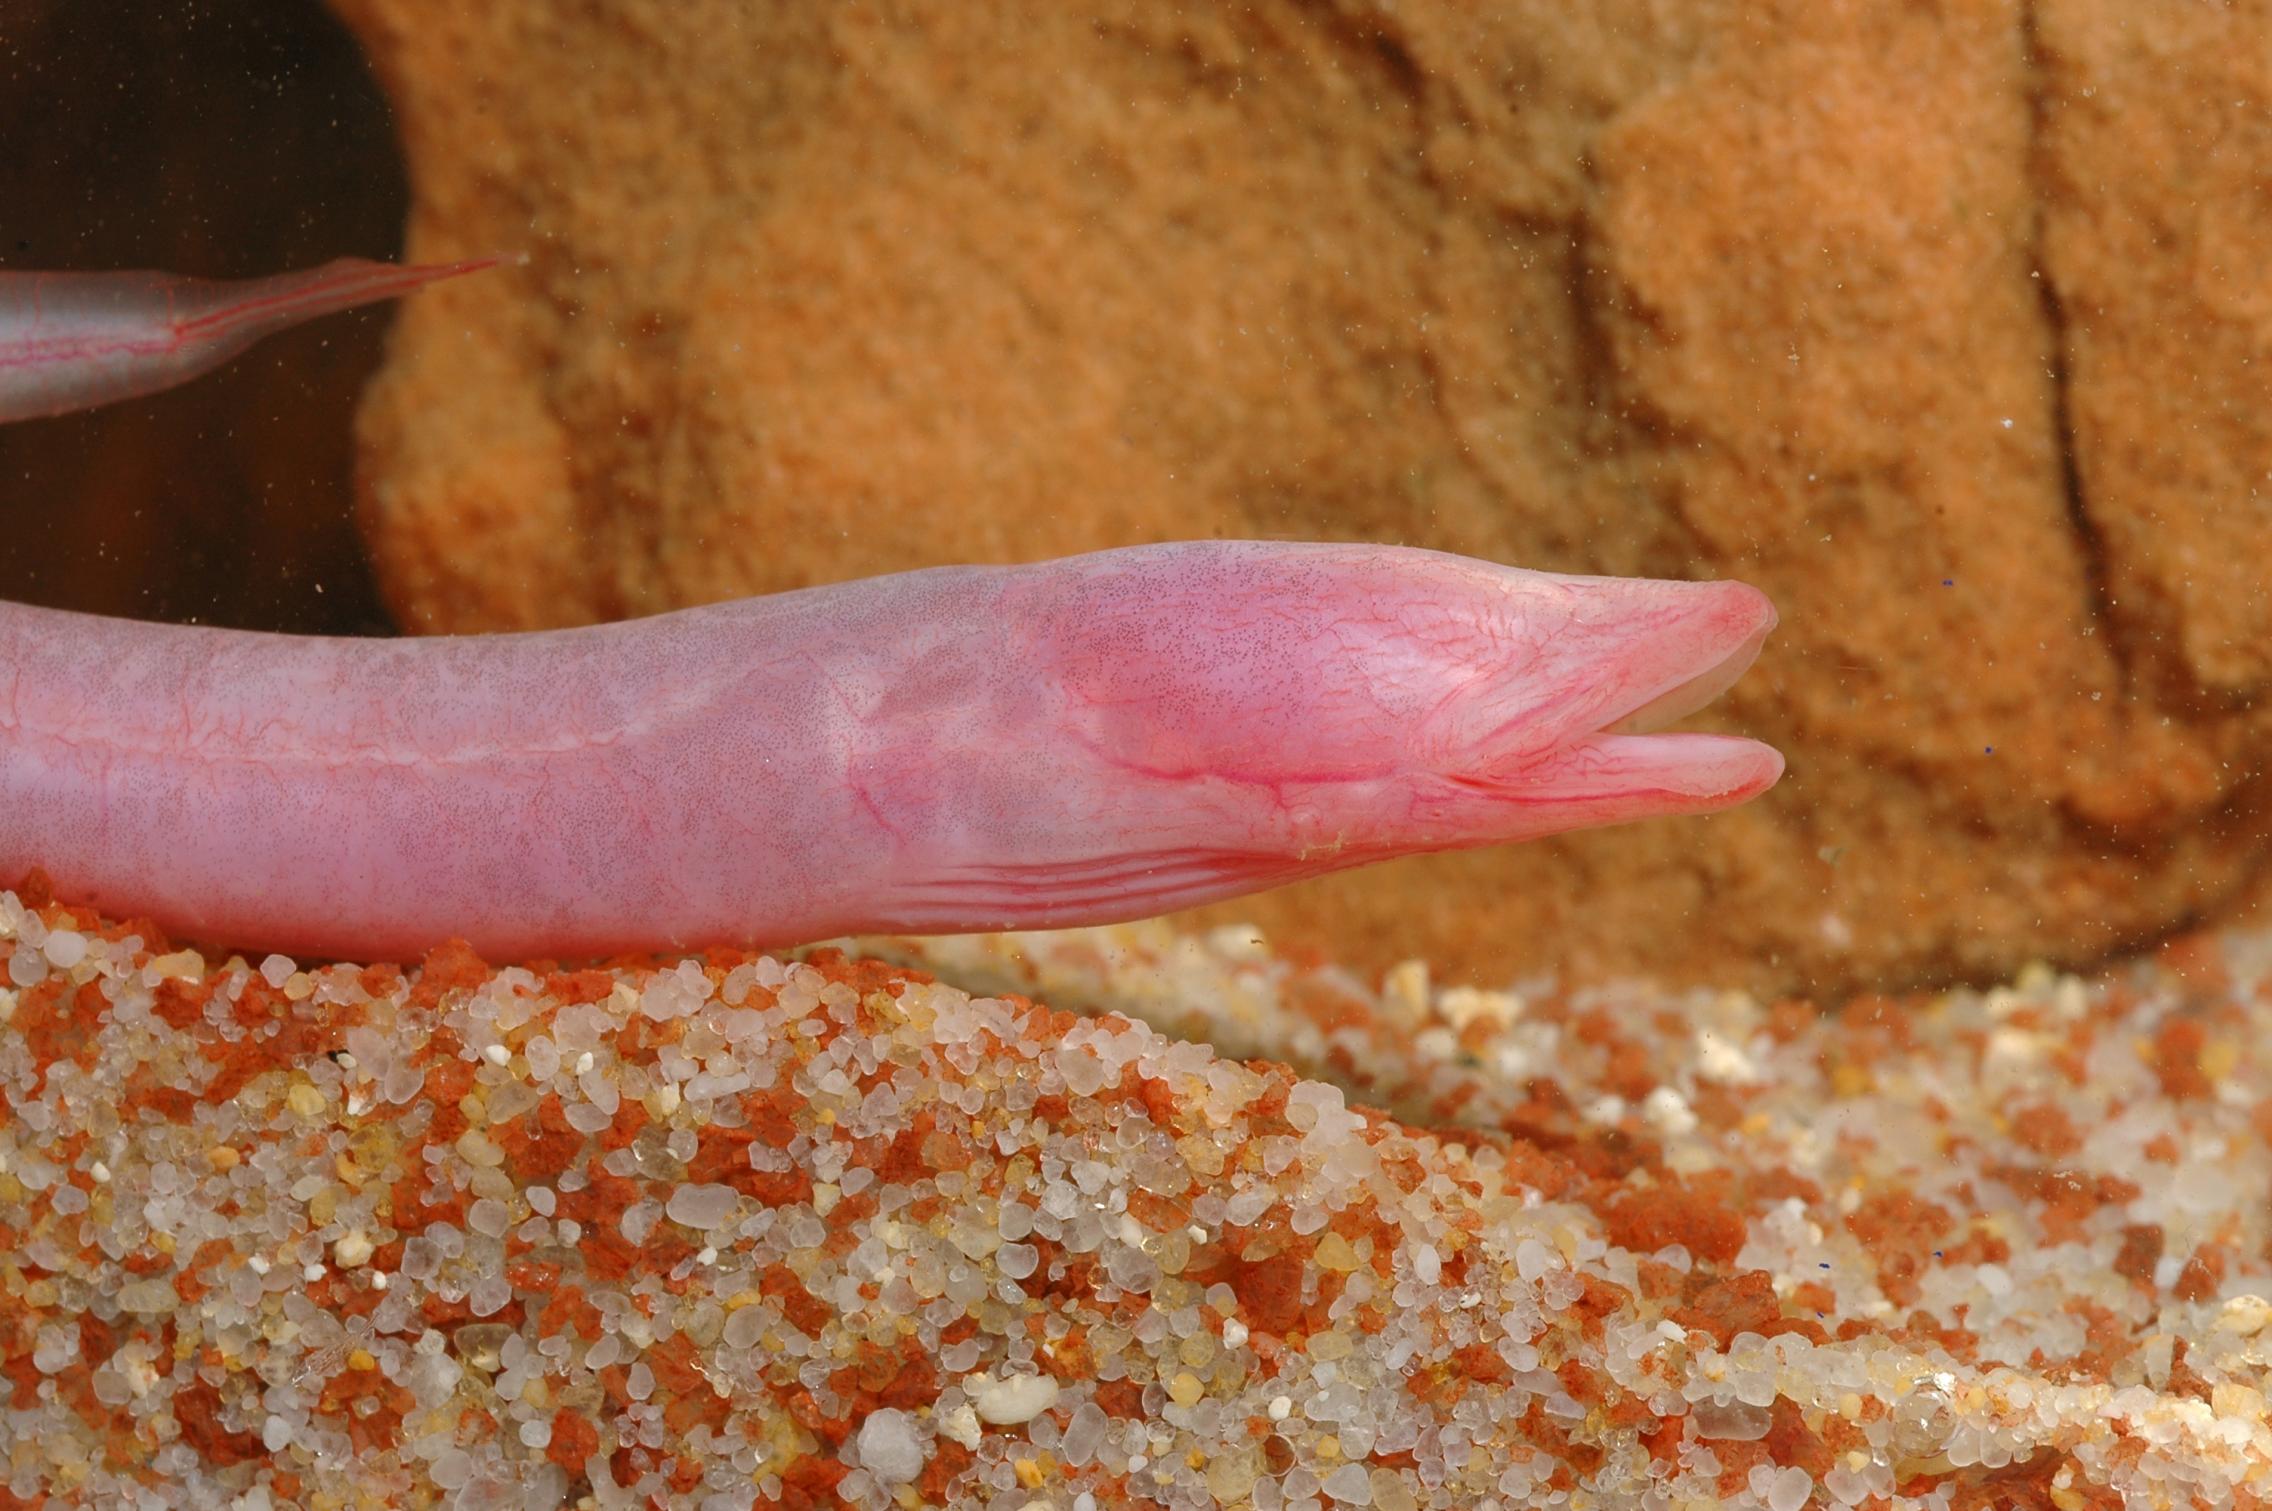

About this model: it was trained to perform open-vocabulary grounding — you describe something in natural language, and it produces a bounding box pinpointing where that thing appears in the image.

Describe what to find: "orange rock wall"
[335,0,2272,996]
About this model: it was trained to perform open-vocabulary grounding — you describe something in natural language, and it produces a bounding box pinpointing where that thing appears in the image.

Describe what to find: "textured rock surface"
[2036,0,2272,706]
[6,891,2272,1507]
[332,0,2272,996]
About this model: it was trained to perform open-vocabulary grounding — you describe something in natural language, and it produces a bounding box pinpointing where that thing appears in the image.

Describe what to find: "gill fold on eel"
[0,257,1784,961]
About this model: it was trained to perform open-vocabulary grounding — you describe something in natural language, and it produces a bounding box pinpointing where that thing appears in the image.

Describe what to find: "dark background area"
[0,0,407,633]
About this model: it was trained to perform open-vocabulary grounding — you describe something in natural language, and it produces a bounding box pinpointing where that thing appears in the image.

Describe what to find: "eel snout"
[978,544,1785,912]
[1602,584,1775,737]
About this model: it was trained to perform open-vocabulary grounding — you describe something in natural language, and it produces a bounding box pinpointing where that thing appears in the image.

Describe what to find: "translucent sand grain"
[1,892,2267,1508]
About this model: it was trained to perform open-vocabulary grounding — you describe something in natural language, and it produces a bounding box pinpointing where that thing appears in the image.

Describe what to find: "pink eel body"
[0,256,497,422]
[0,261,1784,962]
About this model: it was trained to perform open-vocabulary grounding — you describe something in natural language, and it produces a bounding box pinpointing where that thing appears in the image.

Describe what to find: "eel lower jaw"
[1558,730,1785,804]
[1450,730,1783,813]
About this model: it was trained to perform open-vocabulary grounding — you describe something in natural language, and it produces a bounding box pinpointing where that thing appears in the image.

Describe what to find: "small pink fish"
[0,258,1781,961]
[0,541,1778,960]
[0,256,496,422]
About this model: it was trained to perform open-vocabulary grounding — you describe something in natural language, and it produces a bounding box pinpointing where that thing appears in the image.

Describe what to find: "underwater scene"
[0,2,2266,1507]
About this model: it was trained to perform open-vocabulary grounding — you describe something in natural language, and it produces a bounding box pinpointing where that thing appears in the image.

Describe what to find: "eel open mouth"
[1469,581,1783,814]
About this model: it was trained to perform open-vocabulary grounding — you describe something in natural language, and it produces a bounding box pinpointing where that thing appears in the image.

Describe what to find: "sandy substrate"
[0,890,2266,1508]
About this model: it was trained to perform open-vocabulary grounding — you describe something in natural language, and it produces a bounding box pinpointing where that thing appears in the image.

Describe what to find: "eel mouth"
[1565,585,1781,805]
[1458,580,1783,811]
